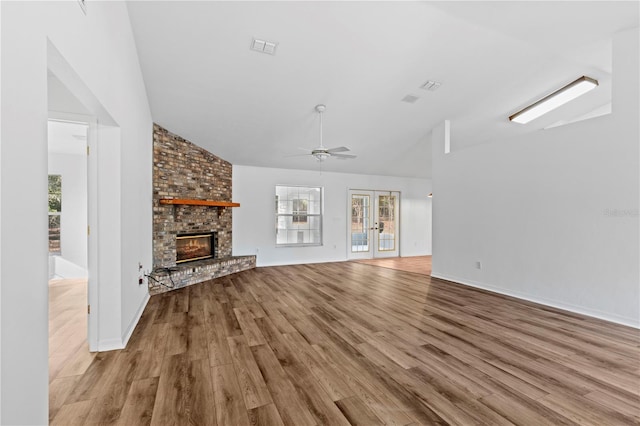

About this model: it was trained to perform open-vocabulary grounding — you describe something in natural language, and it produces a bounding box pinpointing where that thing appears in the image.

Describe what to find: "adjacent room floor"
[49,262,640,425]
[49,278,96,421]
[352,255,431,276]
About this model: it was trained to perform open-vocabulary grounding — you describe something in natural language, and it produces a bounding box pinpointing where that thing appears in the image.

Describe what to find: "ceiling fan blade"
[326,146,350,153]
[332,153,357,159]
[297,147,313,152]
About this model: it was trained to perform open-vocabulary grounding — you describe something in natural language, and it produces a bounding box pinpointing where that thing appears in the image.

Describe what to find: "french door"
[348,190,400,259]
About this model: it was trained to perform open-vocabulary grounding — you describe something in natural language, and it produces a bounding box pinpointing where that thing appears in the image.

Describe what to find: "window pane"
[292,199,308,223]
[277,215,293,230]
[287,187,298,200]
[49,214,61,254]
[276,228,288,245]
[350,194,371,253]
[287,230,300,244]
[378,195,396,251]
[48,174,62,213]
[308,215,321,231]
[276,186,288,199]
[309,187,320,202]
[309,201,321,215]
[48,174,62,254]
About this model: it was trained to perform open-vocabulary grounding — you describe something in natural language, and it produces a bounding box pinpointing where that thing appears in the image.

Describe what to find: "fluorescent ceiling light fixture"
[509,76,598,124]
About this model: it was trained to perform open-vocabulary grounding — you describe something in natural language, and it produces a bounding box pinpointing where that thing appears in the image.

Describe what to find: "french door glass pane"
[351,194,370,252]
[378,195,395,251]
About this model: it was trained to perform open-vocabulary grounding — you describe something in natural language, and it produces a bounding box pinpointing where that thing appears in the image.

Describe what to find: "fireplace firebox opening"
[176,232,217,264]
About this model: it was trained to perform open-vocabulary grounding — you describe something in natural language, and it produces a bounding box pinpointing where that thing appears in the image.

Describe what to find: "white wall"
[431,28,639,328]
[0,2,152,424]
[0,1,3,419]
[49,152,88,276]
[233,165,431,266]
[48,74,89,115]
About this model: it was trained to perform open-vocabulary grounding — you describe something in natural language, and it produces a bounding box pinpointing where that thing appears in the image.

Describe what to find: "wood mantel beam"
[159,199,240,207]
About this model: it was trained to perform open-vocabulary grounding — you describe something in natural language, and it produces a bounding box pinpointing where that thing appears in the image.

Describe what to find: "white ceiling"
[127,1,638,178]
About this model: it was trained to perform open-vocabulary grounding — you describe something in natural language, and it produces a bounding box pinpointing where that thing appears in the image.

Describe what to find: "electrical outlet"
[475,261,482,270]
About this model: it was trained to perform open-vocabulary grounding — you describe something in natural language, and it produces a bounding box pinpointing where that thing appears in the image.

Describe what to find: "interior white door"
[348,190,400,259]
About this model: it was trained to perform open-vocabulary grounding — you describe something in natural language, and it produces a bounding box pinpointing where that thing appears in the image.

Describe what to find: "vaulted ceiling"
[127,1,638,178]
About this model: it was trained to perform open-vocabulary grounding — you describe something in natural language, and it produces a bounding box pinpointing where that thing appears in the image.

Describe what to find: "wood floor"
[49,278,95,384]
[353,255,432,276]
[50,262,640,425]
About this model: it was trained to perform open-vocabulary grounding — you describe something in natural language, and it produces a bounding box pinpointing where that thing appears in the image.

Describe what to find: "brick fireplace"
[151,124,255,295]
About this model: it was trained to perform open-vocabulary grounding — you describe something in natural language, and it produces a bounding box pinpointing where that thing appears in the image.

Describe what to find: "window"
[275,185,322,246]
[48,174,62,254]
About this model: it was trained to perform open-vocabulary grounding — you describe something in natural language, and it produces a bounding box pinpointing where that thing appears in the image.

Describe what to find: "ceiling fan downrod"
[316,104,326,150]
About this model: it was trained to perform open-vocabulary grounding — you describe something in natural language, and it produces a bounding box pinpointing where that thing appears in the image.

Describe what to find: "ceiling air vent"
[251,38,278,55]
[420,80,442,91]
[401,95,420,104]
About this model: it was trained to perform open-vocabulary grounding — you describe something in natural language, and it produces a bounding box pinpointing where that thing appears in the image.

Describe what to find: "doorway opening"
[47,118,96,385]
[348,190,400,259]
[47,119,95,380]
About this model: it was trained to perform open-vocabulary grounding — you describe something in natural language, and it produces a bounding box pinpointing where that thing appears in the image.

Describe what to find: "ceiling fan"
[291,104,357,162]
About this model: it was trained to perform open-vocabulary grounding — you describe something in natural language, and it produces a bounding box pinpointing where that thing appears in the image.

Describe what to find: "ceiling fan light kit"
[312,150,330,162]
[290,104,357,162]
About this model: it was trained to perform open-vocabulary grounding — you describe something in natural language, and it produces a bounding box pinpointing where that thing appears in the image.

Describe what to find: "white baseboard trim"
[430,272,640,329]
[98,338,124,352]
[256,258,345,268]
[97,292,150,352]
[121,292,150,347]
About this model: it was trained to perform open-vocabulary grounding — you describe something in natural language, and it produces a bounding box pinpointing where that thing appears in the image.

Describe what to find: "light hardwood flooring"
[49,278,95,383]
[353,255,432,276]
[50,262,640,425]
[49,278,97,422]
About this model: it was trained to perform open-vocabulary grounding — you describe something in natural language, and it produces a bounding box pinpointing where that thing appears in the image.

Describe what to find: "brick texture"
[148,256,256,296]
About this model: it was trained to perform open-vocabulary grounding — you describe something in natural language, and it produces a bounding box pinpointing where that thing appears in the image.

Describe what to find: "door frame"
[48,111,99,352]
[347,189,401,260]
